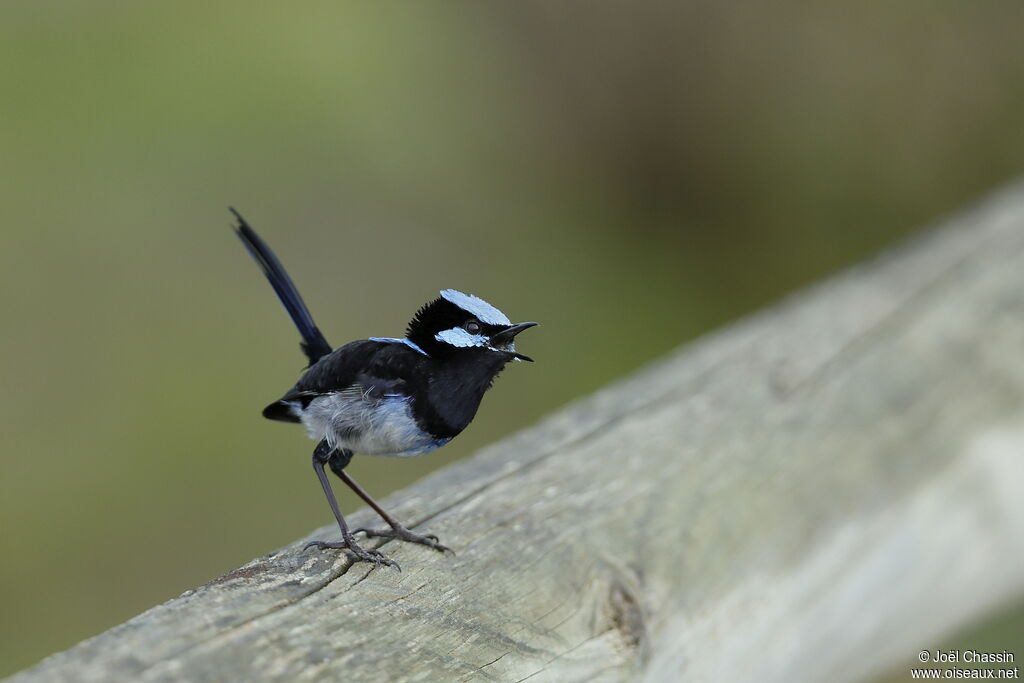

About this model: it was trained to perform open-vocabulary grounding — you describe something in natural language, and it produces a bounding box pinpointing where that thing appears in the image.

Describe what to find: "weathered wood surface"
[11,185,1024,683]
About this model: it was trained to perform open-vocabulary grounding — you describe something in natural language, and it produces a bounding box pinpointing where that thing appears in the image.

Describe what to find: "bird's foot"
[304,537,400,570]
[353,524,450,553]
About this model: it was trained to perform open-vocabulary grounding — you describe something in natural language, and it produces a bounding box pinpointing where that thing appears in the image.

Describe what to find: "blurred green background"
[2,2,1023,678]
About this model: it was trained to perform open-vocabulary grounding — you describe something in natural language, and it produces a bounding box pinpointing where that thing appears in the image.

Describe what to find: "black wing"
[261,340,424,422]
[232,208,333,365]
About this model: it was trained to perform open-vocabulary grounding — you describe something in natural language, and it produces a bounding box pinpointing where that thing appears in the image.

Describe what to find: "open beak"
[490,321,538,361]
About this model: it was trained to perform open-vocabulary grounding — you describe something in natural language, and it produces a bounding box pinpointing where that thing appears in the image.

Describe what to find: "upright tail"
[231,208,333,365]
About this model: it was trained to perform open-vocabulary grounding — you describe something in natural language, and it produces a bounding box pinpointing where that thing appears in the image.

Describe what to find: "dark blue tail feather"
[231,208,333,365]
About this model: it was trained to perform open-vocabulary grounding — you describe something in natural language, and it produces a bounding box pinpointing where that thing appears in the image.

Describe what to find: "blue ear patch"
[435,327,488,348]
[440,289,511,326]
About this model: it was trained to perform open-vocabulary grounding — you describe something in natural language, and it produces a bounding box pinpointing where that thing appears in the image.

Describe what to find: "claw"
[303,538,401,570]
[352,526,451,554]
[304,539,345,552]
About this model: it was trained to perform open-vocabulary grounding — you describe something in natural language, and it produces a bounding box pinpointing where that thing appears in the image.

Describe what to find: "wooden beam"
[11,185,1024,682]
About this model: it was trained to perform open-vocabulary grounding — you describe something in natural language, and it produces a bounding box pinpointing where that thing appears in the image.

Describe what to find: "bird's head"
[406,289,537,362]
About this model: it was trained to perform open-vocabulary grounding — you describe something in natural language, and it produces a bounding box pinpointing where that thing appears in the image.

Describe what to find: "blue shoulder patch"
[369,337,429,357]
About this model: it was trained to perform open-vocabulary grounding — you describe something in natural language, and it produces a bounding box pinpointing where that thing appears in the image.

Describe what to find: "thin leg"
[336,470,450,553]
[305,441,398,568]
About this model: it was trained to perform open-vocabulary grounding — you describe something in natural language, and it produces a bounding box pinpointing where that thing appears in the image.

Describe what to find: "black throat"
[412,350,512,439]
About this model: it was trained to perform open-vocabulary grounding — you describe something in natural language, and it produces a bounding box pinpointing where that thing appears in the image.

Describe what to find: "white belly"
[298,392,446,457]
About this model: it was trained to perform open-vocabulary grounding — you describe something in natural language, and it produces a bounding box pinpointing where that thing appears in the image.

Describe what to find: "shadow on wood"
[10,185,1024,682]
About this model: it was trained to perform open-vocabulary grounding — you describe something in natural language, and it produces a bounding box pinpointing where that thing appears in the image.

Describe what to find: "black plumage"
[233,209,536,568]
[265,339,512,440]
[230,208,331,365]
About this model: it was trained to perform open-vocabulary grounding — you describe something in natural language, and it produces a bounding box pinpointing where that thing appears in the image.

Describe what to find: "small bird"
[232,209,536,568]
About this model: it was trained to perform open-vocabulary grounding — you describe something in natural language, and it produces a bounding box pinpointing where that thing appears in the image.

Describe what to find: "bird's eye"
[464,320,482,334]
